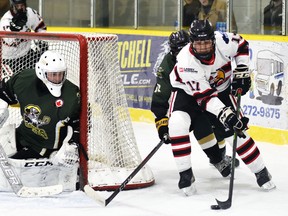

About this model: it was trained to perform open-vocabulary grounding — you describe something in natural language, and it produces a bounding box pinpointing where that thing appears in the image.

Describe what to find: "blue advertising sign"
[117,34,169,109]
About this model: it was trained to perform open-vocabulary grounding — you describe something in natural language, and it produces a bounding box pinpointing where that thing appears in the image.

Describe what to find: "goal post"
[0,31,155,191]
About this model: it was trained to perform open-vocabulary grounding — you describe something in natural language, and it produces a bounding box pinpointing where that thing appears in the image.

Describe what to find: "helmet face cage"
[189,19,216,60]
[44,71,67,85]
[169,30,190,57]
[35,51,67,97]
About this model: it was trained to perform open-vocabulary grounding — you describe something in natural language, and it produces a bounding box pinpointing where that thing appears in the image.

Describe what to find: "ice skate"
[210,155,240,168]
[178,168,196,196]
[225,155,240,167]
[255,167,276,191]
[210,146,240,168]
[212,156,231,177]
[217,146,240,167]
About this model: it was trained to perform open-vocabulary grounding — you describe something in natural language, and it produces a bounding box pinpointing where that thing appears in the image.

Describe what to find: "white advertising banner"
[242,40,287,131]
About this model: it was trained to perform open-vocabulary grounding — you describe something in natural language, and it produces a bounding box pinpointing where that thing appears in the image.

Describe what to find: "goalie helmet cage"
[0,31,154,191]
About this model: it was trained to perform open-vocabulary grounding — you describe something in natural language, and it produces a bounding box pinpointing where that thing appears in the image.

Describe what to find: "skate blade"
[182,184,197,196]
[261,181,276,191]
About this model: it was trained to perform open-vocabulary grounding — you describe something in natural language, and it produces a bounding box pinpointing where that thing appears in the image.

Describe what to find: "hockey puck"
[210,205,221,210]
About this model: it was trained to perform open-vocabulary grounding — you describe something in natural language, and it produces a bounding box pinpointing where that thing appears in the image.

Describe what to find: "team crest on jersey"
[209,68,225,88]
[23,105,50,139]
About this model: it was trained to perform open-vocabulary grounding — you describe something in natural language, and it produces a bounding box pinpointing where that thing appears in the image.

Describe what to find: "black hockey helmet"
[189,19,215,60]
[10,0,26,6]
[10,0,27,13]
[189,19,215,42]
[168,30,190,57]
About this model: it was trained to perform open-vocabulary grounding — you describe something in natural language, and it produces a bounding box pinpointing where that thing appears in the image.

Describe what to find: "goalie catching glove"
[10,11,27,31]
[155,116,170,144]
[50,126,79,168]
[231,65,251,96]
[218,106,248,138]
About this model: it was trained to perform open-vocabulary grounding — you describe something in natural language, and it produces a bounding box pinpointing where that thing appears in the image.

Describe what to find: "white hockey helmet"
[35,50,67,97]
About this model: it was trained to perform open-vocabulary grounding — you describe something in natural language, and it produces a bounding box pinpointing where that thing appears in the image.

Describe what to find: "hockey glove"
[50,126,79,168]
[10,11,27,31]
[218,107,247,138]
[231,65,251,96]
[31,40,49,53]
[50,142,79,168]
[155,116,170,144]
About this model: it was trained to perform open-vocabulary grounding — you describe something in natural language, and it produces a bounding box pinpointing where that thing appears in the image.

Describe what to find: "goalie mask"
[35,51,67,97]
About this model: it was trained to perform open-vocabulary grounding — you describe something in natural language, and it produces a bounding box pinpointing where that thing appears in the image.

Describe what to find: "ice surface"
[0,122,287,216]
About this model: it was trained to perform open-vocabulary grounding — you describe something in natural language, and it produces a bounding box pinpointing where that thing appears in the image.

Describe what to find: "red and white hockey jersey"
[170,31,249,116]
[0,7,47,59]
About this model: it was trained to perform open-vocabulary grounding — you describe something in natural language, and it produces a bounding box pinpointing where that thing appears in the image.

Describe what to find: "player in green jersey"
[0,50,80,168]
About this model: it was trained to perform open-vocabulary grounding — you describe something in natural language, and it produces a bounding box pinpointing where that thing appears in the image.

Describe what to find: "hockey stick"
[211,89,242,210]
[0,144,63,197]
[84,135,167,206]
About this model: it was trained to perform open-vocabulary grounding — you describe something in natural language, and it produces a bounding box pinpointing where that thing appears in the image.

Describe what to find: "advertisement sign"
[117,34,288,133]
[117,34,168,109]
[242,41,287,130]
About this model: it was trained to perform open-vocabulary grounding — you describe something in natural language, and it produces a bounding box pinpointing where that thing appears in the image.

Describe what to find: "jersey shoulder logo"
[156,67,164,79]
[55,99,64,107]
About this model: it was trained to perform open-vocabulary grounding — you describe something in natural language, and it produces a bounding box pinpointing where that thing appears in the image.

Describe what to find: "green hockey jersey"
[2,69,80,155]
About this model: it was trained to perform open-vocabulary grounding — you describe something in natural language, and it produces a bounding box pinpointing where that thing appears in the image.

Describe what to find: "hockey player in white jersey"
[169,19,276,195]
[0,0,48,74]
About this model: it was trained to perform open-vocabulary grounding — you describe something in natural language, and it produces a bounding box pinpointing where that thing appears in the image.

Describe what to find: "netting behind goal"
[0,31,154,190]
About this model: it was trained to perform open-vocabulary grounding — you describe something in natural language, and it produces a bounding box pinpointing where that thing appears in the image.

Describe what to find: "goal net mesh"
[0,31,154,190]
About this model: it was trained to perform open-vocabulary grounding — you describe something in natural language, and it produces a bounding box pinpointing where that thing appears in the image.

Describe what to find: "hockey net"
[0,31,154,190]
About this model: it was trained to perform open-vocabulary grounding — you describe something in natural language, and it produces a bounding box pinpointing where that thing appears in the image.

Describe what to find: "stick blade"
[215,198,232,210]
[84,185,106,206]
[210,204,221,210]
[17,185,63,198]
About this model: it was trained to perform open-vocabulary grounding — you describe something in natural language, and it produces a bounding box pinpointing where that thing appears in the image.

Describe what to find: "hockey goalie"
[0,50,81,192]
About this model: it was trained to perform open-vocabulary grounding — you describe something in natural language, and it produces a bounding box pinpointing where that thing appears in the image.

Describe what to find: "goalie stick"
[211,89,242,210]
[0,144,63,197]
[84,135,167,206]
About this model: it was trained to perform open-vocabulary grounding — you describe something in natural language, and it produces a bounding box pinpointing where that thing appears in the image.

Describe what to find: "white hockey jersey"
[170,31,249,117]
[0,7,46,59]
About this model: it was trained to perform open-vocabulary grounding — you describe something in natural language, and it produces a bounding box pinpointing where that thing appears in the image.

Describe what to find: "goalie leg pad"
[0,158,79,192]
[0,108,9,128]
[0,124,17,156]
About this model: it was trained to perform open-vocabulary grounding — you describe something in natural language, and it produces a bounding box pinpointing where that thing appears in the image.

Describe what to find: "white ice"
[0,122,287,216]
